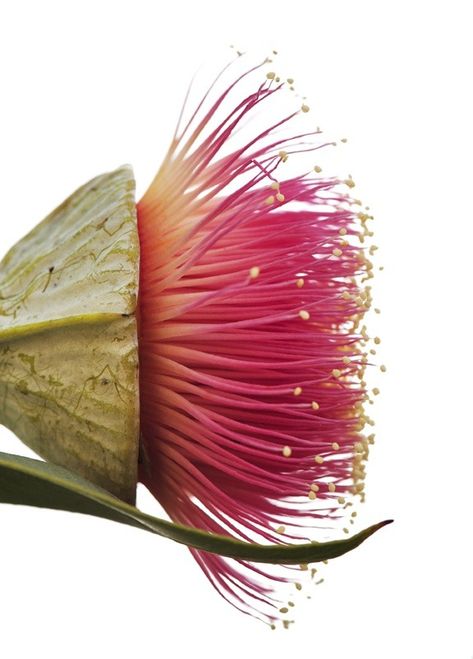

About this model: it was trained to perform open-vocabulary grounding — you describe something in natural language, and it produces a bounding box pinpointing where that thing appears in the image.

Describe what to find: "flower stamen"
[137,54,378,626]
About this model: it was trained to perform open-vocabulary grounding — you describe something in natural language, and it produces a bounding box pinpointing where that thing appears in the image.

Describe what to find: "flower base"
[0,166,140,503]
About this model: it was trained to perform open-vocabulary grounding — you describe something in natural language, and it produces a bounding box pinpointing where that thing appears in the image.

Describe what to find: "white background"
[0,1,471,657]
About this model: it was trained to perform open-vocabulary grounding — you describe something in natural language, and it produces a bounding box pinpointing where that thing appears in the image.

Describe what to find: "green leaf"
[0,451,392,564]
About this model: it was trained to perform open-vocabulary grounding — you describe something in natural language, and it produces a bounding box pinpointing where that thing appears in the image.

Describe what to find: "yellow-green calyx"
[0,166,140,503]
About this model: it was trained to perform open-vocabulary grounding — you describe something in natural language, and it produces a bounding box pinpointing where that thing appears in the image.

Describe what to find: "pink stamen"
[138,55,375,625]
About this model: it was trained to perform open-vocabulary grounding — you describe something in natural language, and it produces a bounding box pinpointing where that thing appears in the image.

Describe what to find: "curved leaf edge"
[0,450,392,564]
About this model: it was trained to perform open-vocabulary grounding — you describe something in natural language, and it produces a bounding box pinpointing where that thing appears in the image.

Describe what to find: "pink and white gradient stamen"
[137,53,375,627]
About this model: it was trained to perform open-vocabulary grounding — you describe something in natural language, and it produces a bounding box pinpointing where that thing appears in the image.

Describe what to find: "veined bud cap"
[0,166,140,503]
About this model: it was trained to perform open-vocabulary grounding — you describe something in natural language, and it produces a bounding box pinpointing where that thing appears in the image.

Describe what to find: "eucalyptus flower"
[0,54,390,628]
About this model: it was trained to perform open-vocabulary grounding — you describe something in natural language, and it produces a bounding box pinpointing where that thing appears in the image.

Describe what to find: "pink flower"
[137,56,375,626]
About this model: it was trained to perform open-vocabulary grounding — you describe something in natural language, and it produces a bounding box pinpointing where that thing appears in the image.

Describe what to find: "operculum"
[0,166,140,503]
